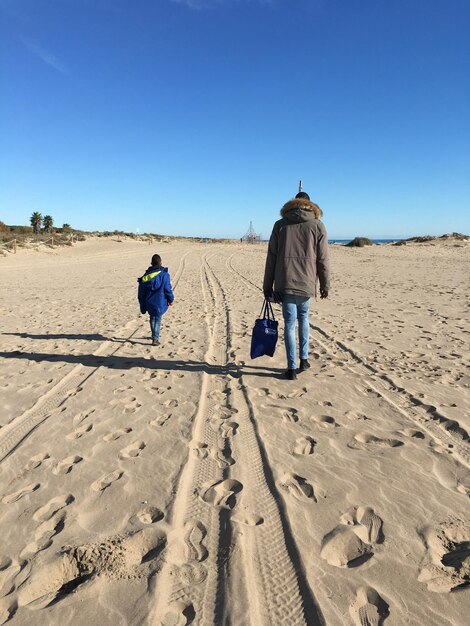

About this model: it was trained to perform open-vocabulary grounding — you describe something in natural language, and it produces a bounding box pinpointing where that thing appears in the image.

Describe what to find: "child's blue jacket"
[137,265,174,316]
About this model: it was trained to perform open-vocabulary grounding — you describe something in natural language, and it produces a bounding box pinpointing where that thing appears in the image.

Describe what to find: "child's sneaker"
[299,358,310,372]
[152,339,159,346]
[285,369,297,380]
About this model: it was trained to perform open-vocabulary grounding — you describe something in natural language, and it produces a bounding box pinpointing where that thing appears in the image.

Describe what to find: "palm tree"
[62,223,71,232]
[30,212,42,234]
[43,215,54,233]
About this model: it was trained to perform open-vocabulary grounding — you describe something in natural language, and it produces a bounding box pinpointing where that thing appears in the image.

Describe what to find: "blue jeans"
[282,295,310,370]
[149,315,162,341]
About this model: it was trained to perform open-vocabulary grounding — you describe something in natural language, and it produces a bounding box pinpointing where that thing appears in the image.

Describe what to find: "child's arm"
[137,280,147,314]
[164,274,174,304]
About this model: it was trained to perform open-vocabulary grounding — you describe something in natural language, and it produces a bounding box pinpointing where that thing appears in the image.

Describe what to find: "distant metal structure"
[242,221,261,244]
[298,179,303,193]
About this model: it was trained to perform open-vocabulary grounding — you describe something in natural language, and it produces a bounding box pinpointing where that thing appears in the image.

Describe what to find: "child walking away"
[138,254,174,346]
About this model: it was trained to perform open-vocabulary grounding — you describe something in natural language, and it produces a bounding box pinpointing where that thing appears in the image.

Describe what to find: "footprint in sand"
[219,421,238,438]
[400,428,425,439]
[66,424,93,440]
[214,406,237,420]
[418,519,470,592]
[110,397,141,413]
[2,483,40,504]
[152,386,172,397]
[232,510,264,526]
[119,441,146,459]
[348,433,403,450]
[188,441,208,460]
[255,387,270,398]
[66,386,84,399]
[345,410,371,421]
[365,388,382,398]
[287,387,309,399]
[321,506,383,568]
[200,479,243,509]
[208,390,226,403]
[312,415,336,428]
[0,556,12,571]
[24,453,50,472]
[183,521,207,562]
[355,506,384,544]
[103,427,132,442]
[279,473,316,502]
[52,455,82,475]
[113,386,132,394]
[321,526,372,568]
[91,470,123,492]
[349,586,390,626]
[164,399,178,408]
[33,494,74,522]
[0,571,16,600]
[293,436,316,455]
[137,506,164,524]
[432,460,470,496]
[160,602,195,626]
[21,510,66,556]
[150,414,172,427]
[282,409,299,423]
[209,447,235,468]
[73,409,95,426]
[176,562,207,586]
[429,439,454,455]
[0,598,17,624]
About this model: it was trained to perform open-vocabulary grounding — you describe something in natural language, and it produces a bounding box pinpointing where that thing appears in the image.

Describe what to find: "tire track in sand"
[151,253,230,625]
[226,252,470,469]
[0,252,189,464]
[206,253,322,625]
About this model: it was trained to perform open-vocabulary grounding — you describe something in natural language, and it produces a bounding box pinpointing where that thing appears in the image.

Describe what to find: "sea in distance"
[260,239,399,244]
[329,239,398,245]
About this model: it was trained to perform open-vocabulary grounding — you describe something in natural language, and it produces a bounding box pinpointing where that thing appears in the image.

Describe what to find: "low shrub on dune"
[346,237,373,247]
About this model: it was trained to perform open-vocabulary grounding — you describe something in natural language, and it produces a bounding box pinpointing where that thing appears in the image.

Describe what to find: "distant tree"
[30,212,42,234]
[43,215,54,233]
[62,223,71,232]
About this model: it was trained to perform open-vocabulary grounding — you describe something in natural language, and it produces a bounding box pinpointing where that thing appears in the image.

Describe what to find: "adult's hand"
[263,290,273,300]
[320,288,329,299]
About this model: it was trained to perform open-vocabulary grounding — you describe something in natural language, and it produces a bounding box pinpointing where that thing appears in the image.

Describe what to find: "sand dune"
[0,237,469,625]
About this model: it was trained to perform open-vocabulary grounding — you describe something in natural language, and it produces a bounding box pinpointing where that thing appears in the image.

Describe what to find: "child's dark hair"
[151,254,162,266]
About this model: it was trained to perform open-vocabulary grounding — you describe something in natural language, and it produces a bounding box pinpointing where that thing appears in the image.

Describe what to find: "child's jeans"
[149,315,162,341]
[281,295,310,370]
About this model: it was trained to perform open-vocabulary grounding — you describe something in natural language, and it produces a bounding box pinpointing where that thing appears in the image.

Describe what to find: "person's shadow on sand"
[4,332,114,342]
[0,350,286,379]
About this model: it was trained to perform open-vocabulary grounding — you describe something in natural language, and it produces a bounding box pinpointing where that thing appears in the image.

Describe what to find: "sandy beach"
[0,237,469,626]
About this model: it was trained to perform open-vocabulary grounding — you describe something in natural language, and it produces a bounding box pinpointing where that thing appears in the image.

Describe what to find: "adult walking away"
[263,191,330,380]
[138,254,174,346]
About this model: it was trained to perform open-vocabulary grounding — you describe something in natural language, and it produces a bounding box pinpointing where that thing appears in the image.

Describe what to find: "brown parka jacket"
[263,197,330,298]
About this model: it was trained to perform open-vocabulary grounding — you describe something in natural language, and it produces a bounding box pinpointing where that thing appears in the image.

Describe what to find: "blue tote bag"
[250,299,279,359]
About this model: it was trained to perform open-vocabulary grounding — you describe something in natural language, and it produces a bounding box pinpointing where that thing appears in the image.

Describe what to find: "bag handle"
[259,298,276,320]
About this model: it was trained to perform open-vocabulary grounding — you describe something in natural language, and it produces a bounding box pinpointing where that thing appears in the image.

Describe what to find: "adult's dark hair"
[151,254,162,266]
[295,191,310,200]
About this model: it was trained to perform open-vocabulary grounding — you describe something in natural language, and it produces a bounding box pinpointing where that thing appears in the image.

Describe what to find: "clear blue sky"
[1,0,469,239]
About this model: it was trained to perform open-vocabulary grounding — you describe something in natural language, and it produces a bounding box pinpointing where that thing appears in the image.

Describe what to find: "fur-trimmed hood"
[280,198,323,223]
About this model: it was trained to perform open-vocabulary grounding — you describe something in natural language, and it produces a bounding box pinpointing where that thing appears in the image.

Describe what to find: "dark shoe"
[285,369,297,380]
[299,358,311,372]
[152,339,159,346]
